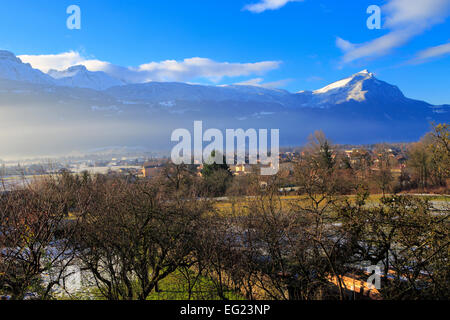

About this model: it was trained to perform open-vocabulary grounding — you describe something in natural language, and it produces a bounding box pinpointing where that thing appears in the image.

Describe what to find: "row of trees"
[275,124,450,196]
[208,124,450,197]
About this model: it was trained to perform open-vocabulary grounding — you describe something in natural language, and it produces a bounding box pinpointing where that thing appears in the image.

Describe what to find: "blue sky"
[0,0,449,104]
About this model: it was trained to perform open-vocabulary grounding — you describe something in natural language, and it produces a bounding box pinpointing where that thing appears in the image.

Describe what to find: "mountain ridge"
[48,65,126,91]
[0,50,448,158]
[0,50,445,111]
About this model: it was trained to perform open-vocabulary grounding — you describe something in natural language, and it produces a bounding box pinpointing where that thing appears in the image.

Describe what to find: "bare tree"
[0,177,77,300]
[71,174,211,300]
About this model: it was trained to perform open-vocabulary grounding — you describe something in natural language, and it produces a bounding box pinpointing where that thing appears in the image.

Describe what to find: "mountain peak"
[48,65,89,79]
[0,50,55,84]
[310,68,407,106]
[67,65,88,73]
[314,69,378,94]
[353,69,375,79]
[0,50,22,63]
[48,65,125,90]
[357,69,371,75]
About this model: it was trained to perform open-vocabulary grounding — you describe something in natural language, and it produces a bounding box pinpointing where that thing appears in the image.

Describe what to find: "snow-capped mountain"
[0,50,429,110]
[48,65,125,91]
[294,70,407,108]
[104,81,294,105]
[0,50,448,157]
[103,69,419,111]
[0,50,55,85]
[0,50,124,90]
[313,70,378,99]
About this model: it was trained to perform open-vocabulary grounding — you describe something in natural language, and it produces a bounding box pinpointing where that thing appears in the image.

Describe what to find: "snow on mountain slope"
[0,51,124,90]
[0,50,446,122]
[308,70,406,107]
[0,51,424,112]
[313,70,374,104]
[0,54,448,154]
[313,74,355,94]
[48,65,125,90]
[105,81,294,105]
[0,50,55,85]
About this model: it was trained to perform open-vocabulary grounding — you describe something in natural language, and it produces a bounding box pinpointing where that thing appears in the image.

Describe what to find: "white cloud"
[135,57,281,82]
[337,0,450,63]
[18,52,281,84]
[339,27,421,63]
[233,77,291,88]
[243,0,302,13]
[18,51,106,73]
[384,0,450,28]
[336,37,356,52]
[410,41,450,63]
